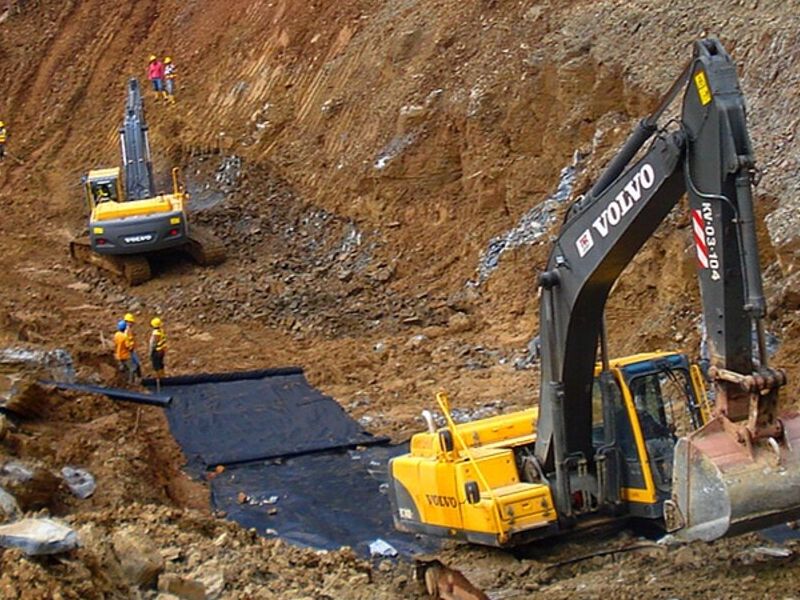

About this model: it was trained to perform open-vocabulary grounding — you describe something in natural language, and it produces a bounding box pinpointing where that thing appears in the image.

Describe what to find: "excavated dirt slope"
[1,0,800,597]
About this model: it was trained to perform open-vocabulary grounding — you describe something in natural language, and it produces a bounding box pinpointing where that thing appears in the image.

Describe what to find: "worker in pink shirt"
[147,54,165,101]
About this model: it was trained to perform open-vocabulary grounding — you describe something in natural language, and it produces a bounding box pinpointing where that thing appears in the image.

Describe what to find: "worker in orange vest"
[113,320,137,383]
[122,313,142,383]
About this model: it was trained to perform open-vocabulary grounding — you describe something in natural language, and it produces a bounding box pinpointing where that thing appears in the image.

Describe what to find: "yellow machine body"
[389,351,709,547]
[85,167,187,224]
[82,167,190,257]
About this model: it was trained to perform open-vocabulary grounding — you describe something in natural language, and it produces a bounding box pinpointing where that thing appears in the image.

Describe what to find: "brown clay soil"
[1,0,800,598]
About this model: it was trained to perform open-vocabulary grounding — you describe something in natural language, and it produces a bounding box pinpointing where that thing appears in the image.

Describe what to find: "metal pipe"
[599,318,610,372]
[551,382,572,519]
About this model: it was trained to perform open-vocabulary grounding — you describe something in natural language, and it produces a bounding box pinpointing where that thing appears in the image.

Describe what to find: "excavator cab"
[592,353,709,517]
[84,168,123,210]
[389,352,710,547]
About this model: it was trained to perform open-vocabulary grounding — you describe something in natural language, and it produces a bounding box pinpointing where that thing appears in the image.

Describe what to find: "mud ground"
[1,0,800,598]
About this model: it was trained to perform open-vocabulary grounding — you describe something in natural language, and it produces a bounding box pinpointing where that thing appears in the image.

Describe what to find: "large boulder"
[0,517,78,555]
[112,527,165,588]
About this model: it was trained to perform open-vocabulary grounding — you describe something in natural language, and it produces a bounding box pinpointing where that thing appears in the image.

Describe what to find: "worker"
[123,312,142,382]
[113,320,137,383]
[149,316,167,391]
[147,55,165,101]
[0,121,7,160]
[163,57,176,104]
[94,183,112,203]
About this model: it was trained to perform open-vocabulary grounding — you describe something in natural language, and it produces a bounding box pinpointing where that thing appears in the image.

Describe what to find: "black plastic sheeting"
[213,445,438,555]
[151,368,387,470]
[147,368,436,556]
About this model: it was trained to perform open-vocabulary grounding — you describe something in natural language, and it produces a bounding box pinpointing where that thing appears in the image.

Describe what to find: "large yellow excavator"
[70,78,225,285]
[389,39,800,549]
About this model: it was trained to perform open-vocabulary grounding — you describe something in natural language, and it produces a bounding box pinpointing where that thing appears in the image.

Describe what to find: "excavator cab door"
[594,354,707,517]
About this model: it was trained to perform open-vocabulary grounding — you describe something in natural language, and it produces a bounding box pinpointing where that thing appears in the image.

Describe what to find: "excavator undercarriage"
[69,223,226,285]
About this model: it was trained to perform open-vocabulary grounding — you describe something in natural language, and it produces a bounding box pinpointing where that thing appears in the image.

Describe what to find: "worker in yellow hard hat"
[149,316,168,391]
[0,120,7,160]
[121,313,142,382]
[163,56,177,104]
[147,54,165,101]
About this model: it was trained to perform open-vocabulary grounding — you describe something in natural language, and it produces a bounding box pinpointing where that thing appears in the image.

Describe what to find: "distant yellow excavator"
[389,39,800,548]
[70,78,225,285]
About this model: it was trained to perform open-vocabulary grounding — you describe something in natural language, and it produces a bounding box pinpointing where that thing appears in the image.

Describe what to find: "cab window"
[91,181,118,203]
[628,369,693,491]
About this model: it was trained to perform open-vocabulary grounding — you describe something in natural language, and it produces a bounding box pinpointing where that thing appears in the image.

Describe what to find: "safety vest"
[114,331,132,360]
[151,328,167,352]
[165,64,176,80]
[0,128,7,143]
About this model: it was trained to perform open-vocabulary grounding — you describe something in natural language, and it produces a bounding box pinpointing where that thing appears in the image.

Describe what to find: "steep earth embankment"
[0,0,799,598]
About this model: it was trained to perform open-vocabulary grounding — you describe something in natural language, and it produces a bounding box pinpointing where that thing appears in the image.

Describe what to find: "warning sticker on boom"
[694,70,712,106]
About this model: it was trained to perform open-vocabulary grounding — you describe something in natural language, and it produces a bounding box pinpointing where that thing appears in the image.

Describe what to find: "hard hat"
[151,317,162,328]
[164,57,172,64]
[124,312,136,323]
[0,121,5,127]
[117,320,127,332]
[149,54,157,62]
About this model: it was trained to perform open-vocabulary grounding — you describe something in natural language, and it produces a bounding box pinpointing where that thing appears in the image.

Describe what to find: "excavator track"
[184,225,227,266]
[69,236,152,286]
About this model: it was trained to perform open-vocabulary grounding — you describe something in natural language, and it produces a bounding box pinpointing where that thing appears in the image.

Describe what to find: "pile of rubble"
[1,504,423,600]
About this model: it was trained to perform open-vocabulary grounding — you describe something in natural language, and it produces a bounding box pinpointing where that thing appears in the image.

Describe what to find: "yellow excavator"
[70,78,225,285]
[389,39,800,549]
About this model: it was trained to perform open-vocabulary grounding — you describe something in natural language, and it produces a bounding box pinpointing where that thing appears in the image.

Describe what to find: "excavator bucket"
[667,413,800,541]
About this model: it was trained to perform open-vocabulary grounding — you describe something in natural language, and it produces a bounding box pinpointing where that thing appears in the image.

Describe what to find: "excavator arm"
[120,78,157,201]
[534,38,800,538]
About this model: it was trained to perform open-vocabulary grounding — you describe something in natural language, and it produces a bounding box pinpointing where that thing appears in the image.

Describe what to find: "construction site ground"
[2,0,800,598]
